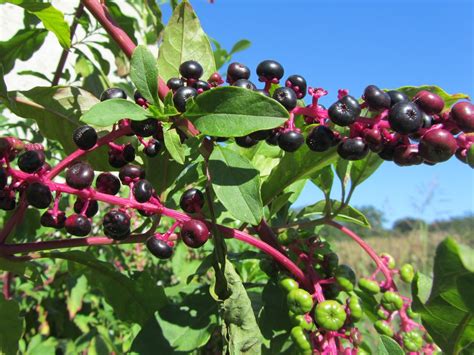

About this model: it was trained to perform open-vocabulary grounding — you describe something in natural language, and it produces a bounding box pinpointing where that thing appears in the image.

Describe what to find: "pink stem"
[0,196,28,244]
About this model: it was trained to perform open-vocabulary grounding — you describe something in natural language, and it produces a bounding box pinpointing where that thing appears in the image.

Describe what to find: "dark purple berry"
[26,182,52,209]
[100,88,127,101]
[378,144,398,161]
[337,138,369,160]
[173,86,198,112]
[144,139,162,157]
[232,79,256,90]
[226,62,251,84]
[328,95,361,126]
[147,237,173,259]
[73,125,97,150]
[450,101,474,132]
[133,179,153,203]
[180,220,210,248]
[180,188,204,213]
[134,90,145,102]
[419,128,457,163]
[131,118,158,137]
[103,210,130,240]
[249,130,271,141]
[0,167,7,189]
[0,190,16,211]
[387,90,409,107]
[108,154,127,169]
[66,162,94,190]
[363,85,391,111]
[123,144,136,162]
[73,198,99,218]
[235,135,258,148]
[191,80,211,92]
[306,126,336,152]
[285,75,307,98]
[265,131,280,146]
[413,90,444,115]
[393,145,423,166]
[362,127,383,152]
[18,150,45,173]
[179,60,203,80]
[167,77,184,91]
[40,210,66,229]
[119,164,145,184]
[278,131,304,152]
[256,60,284,81]
[65,214,91,236]
[272,87,297,111]
[421,112,434,129]
[96,172,121,195]
[388,101,423,134]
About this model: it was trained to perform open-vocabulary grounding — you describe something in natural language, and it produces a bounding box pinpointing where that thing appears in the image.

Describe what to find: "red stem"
[0,196,28,244]
[2,272,12,299]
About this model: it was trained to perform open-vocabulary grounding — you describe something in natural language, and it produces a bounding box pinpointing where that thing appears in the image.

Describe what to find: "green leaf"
[2,86,110,170]
[186,87,289,137]
[0,296,24,355]
[163,127,185,164]
[412,238,474,354]
[335,159,352,188]
[311,165,334,198]
[4,0,71,49]
[81,98,149,127]
[230,39,251,55]
[209,146,263,225]
[261,146,338,205]
[130,45,159,104]
[0,28,47,74]
[377,335,404,355]
[297,199,370,228]
[67,275,88,319]
[157,0,216,82]
[393,85,470,110]
[350,152,383,189]
[0,66,7,99]
[43,251,167,325]
[222,260,263,354]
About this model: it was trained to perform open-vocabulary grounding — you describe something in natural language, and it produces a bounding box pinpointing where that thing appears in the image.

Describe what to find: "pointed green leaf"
[0,296,24,355]
[377,335,404,355]
[350,152,383,188]
[163,127,185,164]
[81,98,149,126]
[130,45,159,104]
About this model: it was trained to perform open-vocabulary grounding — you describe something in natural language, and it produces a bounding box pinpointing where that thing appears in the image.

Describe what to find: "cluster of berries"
[0,132,211,259]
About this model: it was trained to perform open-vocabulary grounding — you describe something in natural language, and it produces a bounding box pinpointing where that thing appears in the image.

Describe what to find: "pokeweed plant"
[0,1,473,354]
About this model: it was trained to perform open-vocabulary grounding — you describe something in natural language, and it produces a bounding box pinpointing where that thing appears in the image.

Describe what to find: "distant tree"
[393,217,427,233]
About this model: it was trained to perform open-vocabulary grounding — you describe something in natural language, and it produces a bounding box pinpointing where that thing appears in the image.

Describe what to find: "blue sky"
[163,0,473,226]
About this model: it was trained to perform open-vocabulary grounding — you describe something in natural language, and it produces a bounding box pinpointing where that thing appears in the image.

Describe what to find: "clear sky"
[163,0,474,226]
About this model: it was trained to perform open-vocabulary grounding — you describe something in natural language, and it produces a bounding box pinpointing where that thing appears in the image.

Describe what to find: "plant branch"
[0,196,28,244]
[52,3,85,86]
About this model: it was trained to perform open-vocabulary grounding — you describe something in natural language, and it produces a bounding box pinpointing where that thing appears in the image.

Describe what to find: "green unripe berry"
[381,291,404,312]
[376,306,389,320]
[402,331,423,352]
[406,307,419,319]
[358,278,380,294]
[314,300,347,331]
[279,277,299,293]
[400,263,415,283]
[380,253,396,269]
[335,264,356,292]
[323,252,339,276]
[374,320,393,337]
[290,326,312,351]
[290,313,314,331]
[348,295,363,322]
[287,289,313,315]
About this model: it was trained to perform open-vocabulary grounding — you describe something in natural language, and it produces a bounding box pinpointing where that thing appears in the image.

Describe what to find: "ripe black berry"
[18,150,45,173]
[119,164,145,184]
[306,126,336,152]
[413,90,444,115]
[378,144,398,161]
[147,237,173,259]
[144,139,162,157]
[131,118,158,137]
[73,198,99,218]
[96,172,121,195]
[134,90,145,102]
[103,210,130,240]
[419,128,457,163]
[450,101,474,132]
[388,102,423,134]
[226,62,251,84]
[180,220,210,248]
[265,130,280,146]
[328,95,361,126]
[249,130,271,141]
[167,77,184,91]
[363,85,391,111]
[393,145,423,166]
[65,214,91,236]
[337,138,369,160]
[123,144,136,162]
[66,162,94,190]
[133,179,153,203]
[256,60,284,81]
[179,60,203,80]
[235,135,258,148]
[191,80,211,92]
[108,154,127,169]
[40,210,66,229]
[278,131,304,152]
[362,127,383,152]
[173,86,198,112]
[232,79,256,90]
[180,188,204,213]
[272,87,297,111]
[0,190,16,211]
[100,88,127,101]
[26,182,52,209]
[0,167,7,190]
[387,90,409,107]
[286,75,307,98]
[421,112,434,129]
[73,125,98,150]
